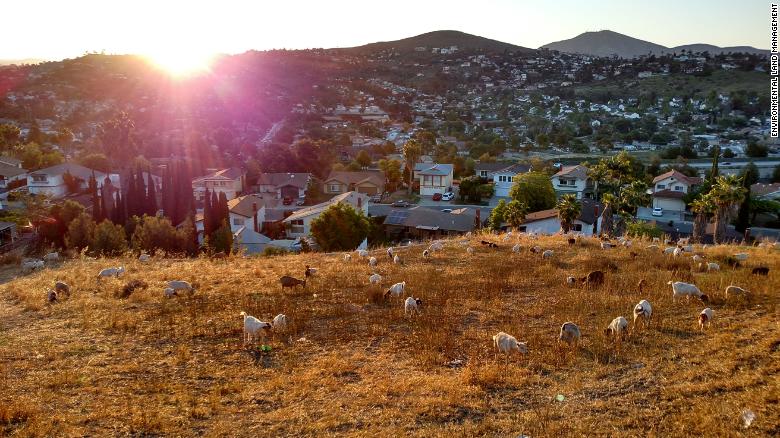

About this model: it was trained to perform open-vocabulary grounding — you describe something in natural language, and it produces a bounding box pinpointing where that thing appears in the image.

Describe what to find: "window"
[674,185,683,191]
[572,224,583,231]
[329,184,340,192]
[479,171,488,177]
[233,217,244,226]
[32,174,47,183]
[498,175,511,183]
[656,184,665,190]
[423,175,432,186]
[290,219,304,234]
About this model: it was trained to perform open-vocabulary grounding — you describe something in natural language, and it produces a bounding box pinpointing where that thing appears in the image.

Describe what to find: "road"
[257,119,285,149]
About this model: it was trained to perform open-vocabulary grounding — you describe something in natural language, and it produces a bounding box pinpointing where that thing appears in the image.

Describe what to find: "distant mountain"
[541,30,767,58]
[0,58,48,66]
[344,30,535,54]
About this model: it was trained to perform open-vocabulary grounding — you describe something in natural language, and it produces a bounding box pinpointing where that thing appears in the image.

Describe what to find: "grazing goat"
[466,247,475,255]
[605,316,628,338]
[272,314,288,331]
[566,276,576,285]
[54,281,70,298]
[393,254,402,265]
[280,276,305,290]
[428,242,444,252]
[97,266,124,280]
[240,311,272,345]
[167,280,195,295]
[530,245,542,254]
[725,285,749,299]
[118,279,148,299]
[580,270,605,287]
[138,253,151,262]
[480,240,497,248]
[542,250,554,259]
[492,332,528,364]
[43,252,59,262]
[369,273,382,284]
[668,281,708,303]
[692,254,704,264]
[751,266,769,276]
[698,308,713,330]
[404,297,422,316]
[22,259,44,272]
[663,247,676,255]
[387,247,394,260]
[384,281,406,300]
[558,322,581,348]
[422,250,430,259]
[47,289,58,303]
[512,244,521,253]
[369,257,377,267]
[733,253,749,261]
[567,237,576,246]
[646,244,659,251]
[707,262,720,271]
[304,265,317,278]
[673,247,684,257]
[344,254,352,262]
[600,241,613,249]
[633,300,653,329]
[164,287,177,298]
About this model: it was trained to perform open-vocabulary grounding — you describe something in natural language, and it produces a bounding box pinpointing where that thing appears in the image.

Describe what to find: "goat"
[567,237,576,246]
[605,316,628,339]
[369,273,382,284]
[118,279,148,299]
[542,249,554,259]
[304,265,317,278]
[97,266,125,281]
[699,308,714,330]
[167,280,195,295]
[404,297,422,316]
[751,266,769,276]
[384,281,406,300]
[280,276,306,290]
[633,300,653,329]
[668,281,708,303]
[492,332,528,364]
[54,281,70,298]
[580,270,605,287]
[240,311,272,345]
[558,322,581,349]
[47,289,58,303]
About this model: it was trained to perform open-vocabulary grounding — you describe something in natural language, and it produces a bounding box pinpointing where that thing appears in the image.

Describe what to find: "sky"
[0,0,769,61]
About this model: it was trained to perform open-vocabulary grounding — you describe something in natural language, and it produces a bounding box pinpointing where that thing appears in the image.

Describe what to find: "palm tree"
[690,195,715,243]
[600,193,616,237]
[708,175,746,244]
[402,140,422,195]
[557,194,581,234]
[587,164,609,201]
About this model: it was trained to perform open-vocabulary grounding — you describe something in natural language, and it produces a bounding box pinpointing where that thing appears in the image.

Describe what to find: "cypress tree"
[146,172,157,216]
[218,192,229,226]
[136,168,146,215]
[100,191,110,223]
[111,192,119,223]
[203,188,213,237]
[161,166,171,218]
[126,169,137,218]
[210,191,220,228]
[116,191,126,226]
[90,173,100,222]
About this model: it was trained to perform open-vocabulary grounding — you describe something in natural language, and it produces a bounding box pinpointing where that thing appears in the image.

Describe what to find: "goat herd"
[34,233,773,365]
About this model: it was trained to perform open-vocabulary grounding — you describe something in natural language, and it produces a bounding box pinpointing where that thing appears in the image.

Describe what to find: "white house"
[283,191,369,238]
[27,163,120,198]
[551,165,593,200]
[253,172,311,200]
[651,170,702,213]
[491,163,531,197]
[413,163,454,196]
[0,162,27,190]
[192,168,246,202]
[226,194,267,234]
[518,199,603,236]
[233,226,272,255]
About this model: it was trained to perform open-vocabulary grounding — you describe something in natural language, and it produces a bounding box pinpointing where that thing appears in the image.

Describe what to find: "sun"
[145,48,215,77]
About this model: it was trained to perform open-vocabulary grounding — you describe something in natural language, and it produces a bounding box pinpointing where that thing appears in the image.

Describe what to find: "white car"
[441,192,455,201]
[651,207,663,217]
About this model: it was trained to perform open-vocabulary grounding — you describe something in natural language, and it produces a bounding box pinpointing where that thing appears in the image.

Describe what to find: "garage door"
[358,186,377,195]
[280,186,298,199]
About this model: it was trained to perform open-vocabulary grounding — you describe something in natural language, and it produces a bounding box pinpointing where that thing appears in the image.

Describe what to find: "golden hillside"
[1,235,778,436]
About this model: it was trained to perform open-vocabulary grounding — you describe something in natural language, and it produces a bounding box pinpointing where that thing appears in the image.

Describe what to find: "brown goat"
[580,270,605,287]
[280,275,306,290]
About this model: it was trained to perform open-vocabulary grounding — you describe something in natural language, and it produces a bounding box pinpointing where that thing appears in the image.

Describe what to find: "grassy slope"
[0,235,778,436]
[575,70,768,100]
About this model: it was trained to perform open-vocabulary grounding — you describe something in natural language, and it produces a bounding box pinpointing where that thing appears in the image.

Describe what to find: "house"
[322,171,385,196]
[651,170,702,213]
[475,162,512,179]
[283,191,369,238]
[0,156,23,168]
[192,168,246,201]
[0,162,27,190]
[232,226,272,255]
[226,194,267,234]
[413,163,454,196]
[751,182,780,200]
[383,206,476,240]
[27,163,120,198]
[253,172,311,200]
[551,165,593,199]
[518,199,603,236]
[0,221,18,246]
[490,163,531,197]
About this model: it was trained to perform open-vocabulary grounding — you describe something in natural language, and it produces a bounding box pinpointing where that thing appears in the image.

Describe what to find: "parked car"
[295,199,305,206]
[652,207,663,217]
[441,208,452,213]
[441,192,455,201]
[432,193,442,201]
[391,200,410,208]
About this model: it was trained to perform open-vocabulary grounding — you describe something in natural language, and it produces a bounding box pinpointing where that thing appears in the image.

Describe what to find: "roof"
[474,162,511,172]
[751,182,780,197]
[522,199,603,226]
[0,221,16,230]
[474,162,530,175]
[193,167,244,183]
[652,189,686,199]
[30,163,111,180]
[494,163,531,175]
[227,194,266,218]
[553,164,589,180]
[0,162,26,178]
[0,156,22,166]
[283,191,368,222]
[255,172,310,189]
[233,226,272,245]
[263,207,298,222]
[382,206,476,232]
[324,170,385,188]
[413,163,454,176]
[652,169,702,186]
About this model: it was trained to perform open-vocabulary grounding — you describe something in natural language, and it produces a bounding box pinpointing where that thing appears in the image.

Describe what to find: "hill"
[345,30,535,54]
[1,235,778,436]
[542,30,767,58]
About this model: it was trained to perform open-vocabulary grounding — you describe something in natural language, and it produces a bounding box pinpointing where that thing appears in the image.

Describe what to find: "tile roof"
[413,163,454,176]
[30,163,112,181]
[324,170,385,188]
[652,169,702,185]
[553,164,589,180]
[255,172,310,189]
[0,162,26,178]
[227,194,267,218]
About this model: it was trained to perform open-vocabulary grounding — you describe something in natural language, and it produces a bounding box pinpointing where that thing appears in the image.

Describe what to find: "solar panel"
[385,210,410,225]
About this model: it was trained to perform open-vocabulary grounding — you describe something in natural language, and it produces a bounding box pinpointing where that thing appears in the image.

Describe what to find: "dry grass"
[0,235,778,436]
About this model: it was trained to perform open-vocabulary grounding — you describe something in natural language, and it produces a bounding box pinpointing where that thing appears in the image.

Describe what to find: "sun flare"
[145,49,214,77]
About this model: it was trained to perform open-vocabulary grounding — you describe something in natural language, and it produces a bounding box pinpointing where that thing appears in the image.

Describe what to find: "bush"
[263,246,289,257]
[66,213,96,251]
[625,221,662,239]
[208,221,233,254]
[131,215,187,254]
[310,202,370,252]
[91,220,127,256]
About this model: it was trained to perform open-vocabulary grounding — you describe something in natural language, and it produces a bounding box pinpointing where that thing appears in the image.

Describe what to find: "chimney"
[593,204,599,235]
[252,202,258,233]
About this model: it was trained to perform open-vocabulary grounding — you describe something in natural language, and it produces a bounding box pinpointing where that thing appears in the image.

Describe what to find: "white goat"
[404,296,422,316]
[393,254,402,264]
[725,285,749,299]
[167,280,195,295]
[733,253,749,261]
[668,281,708,302]
[559,322,581,348]
[466,247,475,255]
[428,241,444,252]
[663,247,676,255]
[492,332,528,363]
[369,256,377,267]
[97,266,124,280]
[22,259,44,272]
[384,281,406,300]
[646,244,659,251]
[163,287,177,298]
[707,262,720,271]
[605,316,628,338]
[512,244,521,253]
[633,300,653,328]
[369,273,382,284]
[699,308,713,330]
[387,247,394,259]
[272,314,288,331]
[138,253,151,262]
[240,311,272,345]
[542,249,554,259]
[692,254,704,264]
[344,254,352,262]
[601,241,613,249]
[566,276,576,285]
[673,246,684,257]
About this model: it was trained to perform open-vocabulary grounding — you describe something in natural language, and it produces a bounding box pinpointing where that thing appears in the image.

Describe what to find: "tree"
[203,188,213,238]
[600,193,616,237]
[378,159,402,192]
[62,171,82,194]
[66,213,96,251]
[0,123,21,150]
[557,195,581,234]
[690,196,714,243]
[708,175,747,243]
[98,112,136,166]
[509,171,557,212]
[91,220,128,256]
[739,162,760,187]
[355,150,372,168]
[78,153,111,172]
[402,140,422,194]
[131,216,187,254]
[722,148,735,159]
[310,203,370,252]
[503,200,527,229]
[146,172,158,216]
[208,220,233,254]
[734,187,751,233]
[745,142,768,158]
[488,199,507,230]
[708,145,720,183]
